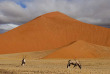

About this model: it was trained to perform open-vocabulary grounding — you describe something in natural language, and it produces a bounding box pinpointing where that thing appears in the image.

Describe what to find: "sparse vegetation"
[0,59,110,74]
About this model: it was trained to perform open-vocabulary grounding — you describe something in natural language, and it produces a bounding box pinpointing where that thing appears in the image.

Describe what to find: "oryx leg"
[67,64,70,68]
[78,64,81,69]
[73,64,77,68]
[21,62,25,66]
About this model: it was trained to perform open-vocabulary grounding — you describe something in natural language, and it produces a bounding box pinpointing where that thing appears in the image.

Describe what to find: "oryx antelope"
[67,60,81,69]
[21,56,26,66]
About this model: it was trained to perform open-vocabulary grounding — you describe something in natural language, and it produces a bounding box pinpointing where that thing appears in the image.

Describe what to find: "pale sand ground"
[0,50,56,60]
[0,59,110,74]
[0,50,110,74]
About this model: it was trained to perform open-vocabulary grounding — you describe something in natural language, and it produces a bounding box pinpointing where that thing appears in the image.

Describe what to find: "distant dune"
[0,11,110,54]
[44,40,110,59]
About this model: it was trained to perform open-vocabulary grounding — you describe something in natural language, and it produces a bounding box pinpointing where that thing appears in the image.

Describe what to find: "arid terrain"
[0,58,110,74]
[0,50,109,74]
[0,12,110,74]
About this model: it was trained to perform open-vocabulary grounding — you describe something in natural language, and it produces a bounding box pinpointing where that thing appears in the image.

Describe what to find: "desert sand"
[0,52,110,74]
[0,49,56,60]
[0,11,110,54]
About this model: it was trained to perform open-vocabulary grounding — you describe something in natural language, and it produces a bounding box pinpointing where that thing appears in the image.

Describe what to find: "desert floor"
[0,50,110,74]
[0,59,110,74]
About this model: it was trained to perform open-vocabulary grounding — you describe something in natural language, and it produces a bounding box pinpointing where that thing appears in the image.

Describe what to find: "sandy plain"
[0,50,110,74]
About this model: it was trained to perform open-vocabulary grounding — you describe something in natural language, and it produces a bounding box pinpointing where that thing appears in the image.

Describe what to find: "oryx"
[21,56,26,66]
[67,59,81,69]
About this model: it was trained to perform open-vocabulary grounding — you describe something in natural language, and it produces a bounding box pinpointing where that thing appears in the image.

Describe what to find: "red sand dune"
[0,11,110,54]
[44,40,110,59]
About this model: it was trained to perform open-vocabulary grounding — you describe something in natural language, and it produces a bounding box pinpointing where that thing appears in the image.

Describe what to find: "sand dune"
[44,40,110,59]
[0,11,110,54]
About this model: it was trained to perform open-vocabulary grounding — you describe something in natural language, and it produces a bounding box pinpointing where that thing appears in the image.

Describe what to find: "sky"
[0,0,110,33]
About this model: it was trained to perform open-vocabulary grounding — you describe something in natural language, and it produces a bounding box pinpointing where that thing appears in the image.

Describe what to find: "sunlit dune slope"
[0,11,110,54]
[44,40,110,59]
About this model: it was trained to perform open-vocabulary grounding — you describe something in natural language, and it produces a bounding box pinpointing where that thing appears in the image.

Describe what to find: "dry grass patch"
[0,59,110,74]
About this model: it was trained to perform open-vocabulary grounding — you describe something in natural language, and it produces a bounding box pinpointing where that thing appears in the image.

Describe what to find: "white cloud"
[0,24,19,30]
[77,17,102,24]
[0,1,31,24]
[0,0,109,25]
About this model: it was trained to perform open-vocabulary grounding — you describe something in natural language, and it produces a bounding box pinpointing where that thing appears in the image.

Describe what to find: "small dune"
[44,40,110,59]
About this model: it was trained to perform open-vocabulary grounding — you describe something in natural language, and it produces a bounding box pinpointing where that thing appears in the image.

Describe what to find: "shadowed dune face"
[0,11,110,54]
[44,40,110,59]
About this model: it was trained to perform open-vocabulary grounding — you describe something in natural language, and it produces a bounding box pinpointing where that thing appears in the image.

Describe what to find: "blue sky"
[0,0,30,8]
[0,0,110,33]
[16,1,26,8]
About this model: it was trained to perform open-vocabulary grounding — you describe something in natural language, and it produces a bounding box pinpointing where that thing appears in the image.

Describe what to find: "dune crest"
[0,11,110,54]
